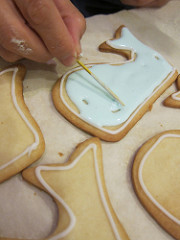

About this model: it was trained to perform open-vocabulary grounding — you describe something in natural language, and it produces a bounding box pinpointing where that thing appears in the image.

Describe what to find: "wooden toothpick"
[76,59,125,106]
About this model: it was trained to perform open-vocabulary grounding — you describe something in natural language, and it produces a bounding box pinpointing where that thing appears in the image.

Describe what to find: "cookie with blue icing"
[52,26,178,142]
[164,74,180,108]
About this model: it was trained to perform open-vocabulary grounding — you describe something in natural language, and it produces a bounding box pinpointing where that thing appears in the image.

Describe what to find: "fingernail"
[75,44,82,58]
[74,51,83,60]
[61,55,76,66]
[78,52,83,58]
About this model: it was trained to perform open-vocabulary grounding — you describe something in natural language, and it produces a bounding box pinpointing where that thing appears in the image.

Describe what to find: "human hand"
[120,0,170,7]
[0,0,86,66]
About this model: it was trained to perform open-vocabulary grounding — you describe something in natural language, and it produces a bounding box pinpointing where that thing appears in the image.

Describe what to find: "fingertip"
[60,54,76,66]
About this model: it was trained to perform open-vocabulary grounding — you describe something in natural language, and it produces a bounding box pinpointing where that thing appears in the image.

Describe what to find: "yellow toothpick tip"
[76,59,125,106]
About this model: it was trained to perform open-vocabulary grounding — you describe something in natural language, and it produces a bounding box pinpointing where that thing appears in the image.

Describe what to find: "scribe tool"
[76,59,125,106]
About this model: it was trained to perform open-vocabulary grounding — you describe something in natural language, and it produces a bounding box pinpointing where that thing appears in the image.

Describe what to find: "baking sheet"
[0,1,180,239]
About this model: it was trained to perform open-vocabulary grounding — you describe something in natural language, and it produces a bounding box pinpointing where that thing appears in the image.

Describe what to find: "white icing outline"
[106,40,136,62]
[35,143,122,239]
[171,90,180,101]
[0,68,39,170]
[60,64,175,135]
[138,133,180,225]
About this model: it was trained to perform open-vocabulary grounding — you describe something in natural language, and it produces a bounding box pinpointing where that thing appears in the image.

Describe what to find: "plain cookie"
[132,130,180,239]
[0,65,45,183]
[22,137,130,240]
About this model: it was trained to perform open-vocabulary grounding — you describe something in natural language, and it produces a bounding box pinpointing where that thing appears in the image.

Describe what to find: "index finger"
[14,0,76,65]
[53,0,86,56]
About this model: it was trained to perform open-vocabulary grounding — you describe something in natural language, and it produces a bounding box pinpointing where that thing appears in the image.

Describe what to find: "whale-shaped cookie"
[164,75,180,108]
[132,130,180,239]
[0,65,45,183]
[22,138,129,240]
[52,26,178,142]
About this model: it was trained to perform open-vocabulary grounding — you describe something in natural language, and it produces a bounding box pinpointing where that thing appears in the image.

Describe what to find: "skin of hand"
[120,0,170,7]
[0,0,86,66]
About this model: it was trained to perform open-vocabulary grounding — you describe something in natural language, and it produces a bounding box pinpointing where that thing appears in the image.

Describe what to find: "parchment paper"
[0,1,180,239]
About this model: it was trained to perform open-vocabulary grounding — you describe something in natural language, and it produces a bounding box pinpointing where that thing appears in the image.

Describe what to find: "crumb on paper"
[34,192,37,196]
[122,159,129,167]
[58,152,64,157]
[11,38,33,55]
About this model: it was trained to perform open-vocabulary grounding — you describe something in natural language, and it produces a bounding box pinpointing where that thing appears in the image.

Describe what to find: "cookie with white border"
[132,130,180,239]
[164,75,180,108]
[22,137,129,240]
[0,65,45,183]
[52,26,178,142]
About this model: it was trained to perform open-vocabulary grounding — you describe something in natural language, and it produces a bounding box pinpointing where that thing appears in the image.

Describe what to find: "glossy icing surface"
[65,27,173,127]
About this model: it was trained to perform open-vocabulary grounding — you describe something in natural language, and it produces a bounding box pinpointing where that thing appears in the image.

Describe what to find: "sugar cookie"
[22,137,129,240]
[164,75,180,108]
[0,65,45,183]
[132,130,180,239]
[52,26,178,142]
